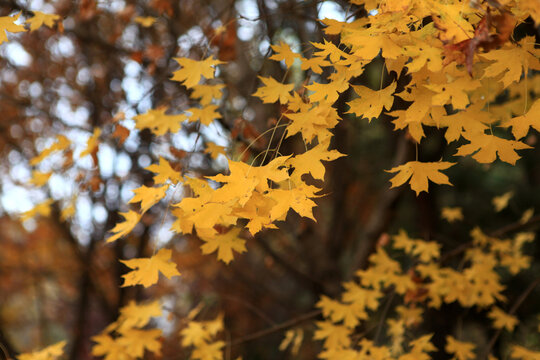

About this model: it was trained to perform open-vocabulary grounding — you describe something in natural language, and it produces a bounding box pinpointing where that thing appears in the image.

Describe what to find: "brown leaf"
[150,0,173,16]
[91,145,99,167]
[443,10,516,75]
[131,51,144,64]
[118,4,136,22]
[169,146,187,159]
[112,124,130,146]
[63,150,74,170]
[209,21,237,61]
[231,118,264,146]
[89,173,102,192]
[78,0,98,21]
[144,45,165,62]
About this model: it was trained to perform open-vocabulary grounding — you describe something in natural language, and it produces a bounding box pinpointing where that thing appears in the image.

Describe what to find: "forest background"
[0,0,539,359]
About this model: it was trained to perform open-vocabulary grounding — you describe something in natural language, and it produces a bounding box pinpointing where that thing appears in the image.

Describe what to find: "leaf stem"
[236,124,288,161]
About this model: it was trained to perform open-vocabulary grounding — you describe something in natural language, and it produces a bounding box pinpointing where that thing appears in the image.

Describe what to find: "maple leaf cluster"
[315,225,535,359]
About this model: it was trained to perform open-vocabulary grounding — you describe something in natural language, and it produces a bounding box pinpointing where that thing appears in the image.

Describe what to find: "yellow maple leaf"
[317,295,362,328]
[26,11,61,31]
[268,185,319,221]
[269,41,299,67]
[500,252,530,278]
[389,109,427,143]
[91,334,126,360]
[0,13,27,44]
[480,37,540,88]
[410,334,437,354]
[21,199,53,221]
[80,128,101,158]
[520,208,534,224]
[312,39,348,63]
[396,305,423,327]
[455,132,531,165]
[488,306,518,331]
[511,345,540,360]
[279,329,304,355]
[180,314,223,352]
[392,229,440,262]
[200,227,246,264]
[431,2,475,43]
[492,191,514,212]
[413,240,441,262]
[403,42,443,73]
[192,341,225,360]
[441,207,463,222]
[117,328,162,357]
[356,247,402,289]
[30,135,71,166]
[28,170,52,187]
[18,340,66,360]
[187,104,221,125]
[341,282,381,312]
[210,156,290,197]
[233,191,277,235]
[134,16,156,27]
[172,199,236,237]
[207,162,260,206]
[396,85,434,120]
[117,300,162,331]
[204,141,227,159]
[306,78,349,103]
[253,76,294,103]
[171,56,224,88]
[121,248,181,287]
[346,33,403,61]
[106,210,141,243]
[320,18,349,36]
[387,318,405,352]
[426,77,481,110]
[445,336,476,360]
[287,143,345,183]
[431,103,492,143]
[181,321,211,347]
[128,184,168,213]
[392,86,436,142]
[300,55,331,74]
[347,81,396,121]
[203,313,224,337]
[504,98,540,140]
[284,102,340,143]
[133,107,187,136]
[313,321,351,350]
[387,161,455,195]
[145,156,182,184]
[190,83,225,105]
[60,199,76,222]
[393,229,416,253]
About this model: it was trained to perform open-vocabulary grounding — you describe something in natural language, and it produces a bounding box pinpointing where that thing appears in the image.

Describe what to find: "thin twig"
[440,215,540,264]
[227,309,321,347]
[374,291,395,345]
[220,294,276,326]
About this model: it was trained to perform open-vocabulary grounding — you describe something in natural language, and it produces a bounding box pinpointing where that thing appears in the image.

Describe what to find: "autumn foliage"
[1,0,540,360]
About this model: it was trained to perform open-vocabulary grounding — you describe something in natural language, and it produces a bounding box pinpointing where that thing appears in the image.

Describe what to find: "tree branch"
[227,309,321,347]
[482,276,540,358]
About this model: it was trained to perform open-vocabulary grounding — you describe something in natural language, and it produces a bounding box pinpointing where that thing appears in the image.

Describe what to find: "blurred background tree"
[0,0,538,360]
